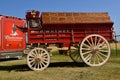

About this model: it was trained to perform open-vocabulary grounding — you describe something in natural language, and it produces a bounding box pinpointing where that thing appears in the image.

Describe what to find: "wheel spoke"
[42,56,48,60]
[95,54,100,64]
[99,50,108,53]
[97,37,101,46]
[30,52,37,57]
[71,51,79,59]
[82,48,91,51]
[39,50,43,55]
[34,49,38,54]
[99,45,108,49]
[39,63,42,68]
[29,58,35,63]
[82,50,92,55]
[42,54,49,58]
[69,44,82,63]
[90,36,94,46]
[98,51,108,58]
[98,41,105,47]
[41,61,46,67]
[83,43,90,48]
[96,52,105,61]
[93,55,96,64]
[72,51,78,57]
[34,63,37,69]
[95,36,97,46]
[42,60,49,64]
[85,54,92,62]
[38,49,41,54]
[86,39,92,46]
[42,57,48,60]
[74,54,80,60]
[31,61,36,67]
[37,63,40,69]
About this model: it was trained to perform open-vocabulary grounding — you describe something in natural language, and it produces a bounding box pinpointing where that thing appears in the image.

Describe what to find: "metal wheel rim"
[27,48,50,71]
[80,34,111,66]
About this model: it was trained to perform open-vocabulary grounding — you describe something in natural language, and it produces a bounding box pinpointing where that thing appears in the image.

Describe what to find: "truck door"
[2,17,26,51]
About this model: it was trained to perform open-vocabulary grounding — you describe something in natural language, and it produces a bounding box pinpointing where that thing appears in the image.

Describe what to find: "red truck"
[0,15,26,59]
[17,10,114,71]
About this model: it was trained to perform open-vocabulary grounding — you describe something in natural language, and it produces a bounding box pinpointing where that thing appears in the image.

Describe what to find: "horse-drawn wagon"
[20,10,114,70]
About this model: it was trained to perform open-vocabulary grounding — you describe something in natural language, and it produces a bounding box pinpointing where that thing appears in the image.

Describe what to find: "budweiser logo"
[5,35,23,41]
[10,24,18,36]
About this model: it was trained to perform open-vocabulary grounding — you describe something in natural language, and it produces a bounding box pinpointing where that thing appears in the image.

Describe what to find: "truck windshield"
[29,19,40,28]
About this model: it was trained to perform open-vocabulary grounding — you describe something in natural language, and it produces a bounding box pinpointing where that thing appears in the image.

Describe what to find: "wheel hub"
[35,57,42,63]
[91,46,99,54]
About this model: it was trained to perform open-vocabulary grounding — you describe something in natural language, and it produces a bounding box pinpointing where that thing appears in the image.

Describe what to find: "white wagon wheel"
[27,48,50,71]
[69,43,82,63]
[80,34,111,66]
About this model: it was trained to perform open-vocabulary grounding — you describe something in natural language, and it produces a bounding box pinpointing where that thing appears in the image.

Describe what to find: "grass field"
[0,43,120,80]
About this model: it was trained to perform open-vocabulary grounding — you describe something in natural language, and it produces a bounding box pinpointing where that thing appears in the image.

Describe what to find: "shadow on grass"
[0,58,19,62]
[0,64,29,72]
[0,61,87,72]
[49,62,87,67]
[0,58,30,72]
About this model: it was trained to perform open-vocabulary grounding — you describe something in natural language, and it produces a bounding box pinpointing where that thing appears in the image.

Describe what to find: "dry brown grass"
[110,42,120,50]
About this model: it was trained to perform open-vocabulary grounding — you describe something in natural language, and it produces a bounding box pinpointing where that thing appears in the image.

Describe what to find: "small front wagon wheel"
[80,34,111,66]
[27,48,50,71]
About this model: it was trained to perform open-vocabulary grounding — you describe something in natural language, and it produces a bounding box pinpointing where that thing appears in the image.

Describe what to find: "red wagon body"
[23,10,114,71]
[27,12,114,46]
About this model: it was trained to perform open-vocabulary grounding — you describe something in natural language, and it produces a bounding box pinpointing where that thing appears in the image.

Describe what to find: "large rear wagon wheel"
[80,34,110,66]
[27,48,50,71]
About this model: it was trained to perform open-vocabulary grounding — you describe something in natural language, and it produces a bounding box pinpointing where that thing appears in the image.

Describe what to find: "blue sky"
[0,0,120,40]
